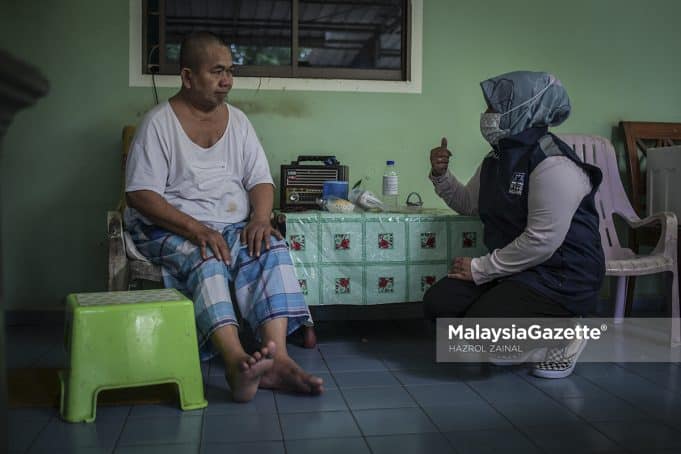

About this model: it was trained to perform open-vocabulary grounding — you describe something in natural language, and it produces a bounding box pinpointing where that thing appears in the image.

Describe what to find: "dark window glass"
[143,0,408,80]
[298,0,403,70]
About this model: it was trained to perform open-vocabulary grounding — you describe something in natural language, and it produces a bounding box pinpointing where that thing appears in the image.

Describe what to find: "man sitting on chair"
[124,31,322,402]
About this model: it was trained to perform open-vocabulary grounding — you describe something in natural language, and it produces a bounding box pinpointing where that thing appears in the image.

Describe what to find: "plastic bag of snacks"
[349,188,385,211]
[319,196,356,213]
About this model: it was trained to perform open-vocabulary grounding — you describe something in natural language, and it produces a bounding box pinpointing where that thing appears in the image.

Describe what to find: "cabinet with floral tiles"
[283,210,486,306]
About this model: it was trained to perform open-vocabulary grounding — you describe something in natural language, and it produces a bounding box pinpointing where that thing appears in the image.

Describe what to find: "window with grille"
[143,0,410,81]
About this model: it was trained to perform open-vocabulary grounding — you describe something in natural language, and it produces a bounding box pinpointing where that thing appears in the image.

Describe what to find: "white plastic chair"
[559,134,679,346]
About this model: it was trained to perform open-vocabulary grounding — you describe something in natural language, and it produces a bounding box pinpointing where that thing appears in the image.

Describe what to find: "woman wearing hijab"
[424,71,604,378]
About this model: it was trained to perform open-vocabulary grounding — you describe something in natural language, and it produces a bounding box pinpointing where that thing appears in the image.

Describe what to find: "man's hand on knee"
[241,217,284,257]
[188,223,231,264]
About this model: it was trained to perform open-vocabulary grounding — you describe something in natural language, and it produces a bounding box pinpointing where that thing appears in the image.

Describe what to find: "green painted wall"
[1,0,680,310]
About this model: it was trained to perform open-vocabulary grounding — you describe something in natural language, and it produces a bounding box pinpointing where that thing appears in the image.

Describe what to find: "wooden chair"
[107,126,317,347]
[620,122,681,316]
[620,121,681,217]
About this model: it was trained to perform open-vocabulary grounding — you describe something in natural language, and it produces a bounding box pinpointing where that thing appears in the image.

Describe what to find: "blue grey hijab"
[480,71,571,137]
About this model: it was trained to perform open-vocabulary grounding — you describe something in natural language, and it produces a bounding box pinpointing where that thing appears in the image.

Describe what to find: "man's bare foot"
[226,341,276,402]
[260,354,324,395]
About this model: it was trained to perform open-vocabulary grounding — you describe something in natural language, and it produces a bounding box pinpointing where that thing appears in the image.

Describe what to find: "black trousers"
[423,277,573,320]
[423,278,575,353]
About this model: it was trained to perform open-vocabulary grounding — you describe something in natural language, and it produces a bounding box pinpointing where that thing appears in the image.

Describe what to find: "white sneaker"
[532,338,588,379]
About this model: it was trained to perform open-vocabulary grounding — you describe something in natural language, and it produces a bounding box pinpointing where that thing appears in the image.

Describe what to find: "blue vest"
[478,127,605,315]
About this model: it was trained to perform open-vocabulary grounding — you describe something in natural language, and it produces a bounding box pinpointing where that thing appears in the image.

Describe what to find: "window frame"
[129,0,422,93]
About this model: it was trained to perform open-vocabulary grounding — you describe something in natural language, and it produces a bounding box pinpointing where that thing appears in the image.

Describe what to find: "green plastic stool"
[60,289,208,423]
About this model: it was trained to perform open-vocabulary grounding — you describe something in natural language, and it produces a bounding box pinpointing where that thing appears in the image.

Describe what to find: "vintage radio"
[280,155,349,211]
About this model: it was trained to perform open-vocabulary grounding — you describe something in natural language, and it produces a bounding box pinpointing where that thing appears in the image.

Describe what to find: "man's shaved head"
[179,31,230,71]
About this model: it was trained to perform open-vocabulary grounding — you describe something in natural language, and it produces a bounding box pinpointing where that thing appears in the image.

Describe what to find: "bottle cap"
[386,160,395,165]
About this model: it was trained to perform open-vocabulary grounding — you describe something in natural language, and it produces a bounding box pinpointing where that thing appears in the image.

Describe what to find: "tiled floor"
[6,320,681,454]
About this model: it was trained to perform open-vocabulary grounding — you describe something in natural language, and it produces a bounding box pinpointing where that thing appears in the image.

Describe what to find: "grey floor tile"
[30,447,111,454]
[639,399,681,430]
[353,408,437,436]
[366,433,455,454]
[522,374,613,400]
[620,363,681,392]
[118,415,202,446]
[8,417,51,453]
[87,405,132,426]
[629,450,681,454]
[285,437,371,454]
[381,353,439,371]
[275,389,348,413]
[203,413,281,443]
[595,378,674,409]
[406,383,484,407]
[451,364,498,380]
[491,397,582,427]
[376,340,433,355]
[623,388,681,413]
[204,377,277,415]
[318,341,377,357]
[616,392,677,415]
[12,318,681,454]
[578,366,654,398]
[444,428,543,454]
[30,418,124,452]
[594,420,681,450]
[128,403,204,418]
[574,363,627,379]
[324,355,388,372]
[560,396,649,422]
[466,373,549,403]
[520,423,620,453]
[114,444,199,454]
[332,370,401,388]
[423,403,512,432]
[202,441,285,454]
[279,411,361,439]
[392,368,461,386]
[342,386,417,410]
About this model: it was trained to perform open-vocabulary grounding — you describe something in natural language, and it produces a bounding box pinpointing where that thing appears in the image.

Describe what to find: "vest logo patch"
[509,172,525,195]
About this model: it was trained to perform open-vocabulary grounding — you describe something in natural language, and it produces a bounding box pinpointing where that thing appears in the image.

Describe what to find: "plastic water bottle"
[382,160,399,210]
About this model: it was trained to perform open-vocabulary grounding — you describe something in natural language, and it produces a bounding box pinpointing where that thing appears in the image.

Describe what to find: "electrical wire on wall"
[151,71,159,105]
[147,45,160,105]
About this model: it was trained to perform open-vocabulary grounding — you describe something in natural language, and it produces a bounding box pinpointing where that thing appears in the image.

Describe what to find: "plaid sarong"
[128,221,312,360]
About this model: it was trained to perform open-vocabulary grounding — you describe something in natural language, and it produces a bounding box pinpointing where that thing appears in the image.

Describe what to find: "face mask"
[480,112,508,145]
